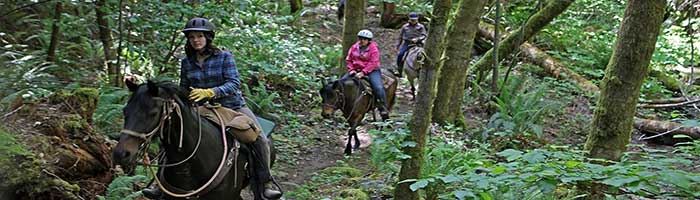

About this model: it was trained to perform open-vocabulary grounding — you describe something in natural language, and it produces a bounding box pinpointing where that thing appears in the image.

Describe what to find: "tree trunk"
[472,0,575,73]
[46,1,62,62]
[432,0,487,125]
[584,0,666,161]
[289,0,302,14]
[340,0,364,73]
[394,0,452,199]
[95,0,120,87]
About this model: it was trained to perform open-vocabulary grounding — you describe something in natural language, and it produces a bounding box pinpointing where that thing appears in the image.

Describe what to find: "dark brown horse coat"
[320,70,397,154]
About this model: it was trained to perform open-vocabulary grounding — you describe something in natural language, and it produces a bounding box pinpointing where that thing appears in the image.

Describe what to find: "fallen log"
[638,98,700,108]
[379,2,430,29]
[640,97,692,104]
[476,25,599,92]
[634,118,700,144]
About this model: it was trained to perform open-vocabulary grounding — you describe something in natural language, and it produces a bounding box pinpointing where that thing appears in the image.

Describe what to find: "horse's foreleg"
[410,80,416,101]
[353,126,360,150]
[372,109,377,122]
[345,126,354,155]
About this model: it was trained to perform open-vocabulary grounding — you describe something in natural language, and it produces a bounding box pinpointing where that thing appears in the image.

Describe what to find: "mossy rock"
[0,126,82,199]
[50,87,99,123]
[339,188,369,200]
[320,166,363,178]
[47,114,89,138]
[0,127,50,196]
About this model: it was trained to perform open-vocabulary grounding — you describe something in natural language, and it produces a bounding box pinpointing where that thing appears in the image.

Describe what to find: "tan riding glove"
[189,88,215,102]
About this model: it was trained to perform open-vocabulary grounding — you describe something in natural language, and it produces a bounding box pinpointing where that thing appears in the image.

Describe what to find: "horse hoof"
[344,148,352,155]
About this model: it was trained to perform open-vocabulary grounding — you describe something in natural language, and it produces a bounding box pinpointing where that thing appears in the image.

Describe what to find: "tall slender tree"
[95,0,120,87]
[289,0,303,14]
[394,0,453,199]
[340,0,364,73]
[432,0,487,125]
[46,1,62,62]
[585,0,666,161]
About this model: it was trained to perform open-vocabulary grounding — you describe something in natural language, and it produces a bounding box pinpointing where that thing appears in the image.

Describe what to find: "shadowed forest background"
[0,0,700,199]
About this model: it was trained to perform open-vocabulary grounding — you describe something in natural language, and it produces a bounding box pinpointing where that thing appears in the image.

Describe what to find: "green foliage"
[97,174,148,200]
[243,83,281,116]
[368,119,412,174]
[483,75,558,149]
[371,133,700,200]
[94,86,130,138]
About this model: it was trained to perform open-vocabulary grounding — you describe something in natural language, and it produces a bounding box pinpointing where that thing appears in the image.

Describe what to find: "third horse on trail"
[319,70,397,155]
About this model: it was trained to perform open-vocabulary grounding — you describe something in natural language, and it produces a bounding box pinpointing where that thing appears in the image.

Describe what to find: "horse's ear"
[146,80,159,96]
[125,78,139,92]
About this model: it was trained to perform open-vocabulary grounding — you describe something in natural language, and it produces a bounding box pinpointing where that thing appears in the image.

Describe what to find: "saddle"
[357,69,396,96]
[195,104,260,143]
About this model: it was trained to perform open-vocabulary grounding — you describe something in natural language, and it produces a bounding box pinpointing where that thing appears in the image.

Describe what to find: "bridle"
[323,83,346,111]
[119,96,233,198]
[119,97,201,168]
[322,79,371,119]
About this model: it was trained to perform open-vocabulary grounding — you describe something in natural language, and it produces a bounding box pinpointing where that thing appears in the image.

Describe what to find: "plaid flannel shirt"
[180,50,245,109]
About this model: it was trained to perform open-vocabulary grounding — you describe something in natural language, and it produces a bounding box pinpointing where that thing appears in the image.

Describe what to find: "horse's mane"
[151,81,190,102]
[131,80,192,107]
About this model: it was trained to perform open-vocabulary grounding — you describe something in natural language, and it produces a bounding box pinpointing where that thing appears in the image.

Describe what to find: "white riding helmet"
[357,29,373,39]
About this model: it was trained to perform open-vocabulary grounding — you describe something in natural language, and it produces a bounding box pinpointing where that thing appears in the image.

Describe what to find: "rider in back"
[395,12,427,77]
[342,29,389,119]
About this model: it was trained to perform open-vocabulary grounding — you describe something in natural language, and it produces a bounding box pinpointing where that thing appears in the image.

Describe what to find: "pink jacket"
[346,41,380,75]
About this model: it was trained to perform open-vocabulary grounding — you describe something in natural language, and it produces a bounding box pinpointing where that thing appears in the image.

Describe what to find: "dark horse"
[319,71,397,155]
[112,80,269,200]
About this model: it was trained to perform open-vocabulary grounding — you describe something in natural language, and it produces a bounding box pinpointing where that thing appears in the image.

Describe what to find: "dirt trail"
[271,3,416,199]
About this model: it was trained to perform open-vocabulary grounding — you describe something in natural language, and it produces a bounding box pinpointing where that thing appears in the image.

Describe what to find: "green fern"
[97,175,148,200]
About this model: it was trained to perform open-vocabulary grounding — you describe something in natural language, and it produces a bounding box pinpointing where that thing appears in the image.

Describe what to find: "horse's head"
[319,80,342,118]
[112,80,189,166]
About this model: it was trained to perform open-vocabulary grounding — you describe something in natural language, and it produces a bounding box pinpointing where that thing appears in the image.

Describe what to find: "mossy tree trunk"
[472,0,575,73]
[95,0,121,87]
[584,0,666,161]
[394,0,452,199]
[340,0,365,73]
[432,0,487,125]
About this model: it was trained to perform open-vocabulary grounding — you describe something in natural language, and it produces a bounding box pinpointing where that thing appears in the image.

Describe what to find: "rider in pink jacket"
[343,29,388,118]
[346,39,380,74]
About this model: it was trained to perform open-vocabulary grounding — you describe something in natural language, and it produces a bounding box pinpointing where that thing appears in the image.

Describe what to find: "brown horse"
[319,70,397,155]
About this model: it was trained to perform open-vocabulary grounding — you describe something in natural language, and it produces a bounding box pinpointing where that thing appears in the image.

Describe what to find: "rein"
[326,79,371,120]
[120,97,237,198]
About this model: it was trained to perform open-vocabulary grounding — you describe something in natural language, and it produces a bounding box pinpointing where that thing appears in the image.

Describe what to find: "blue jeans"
[341,70,387,108]
[396,43,409,70]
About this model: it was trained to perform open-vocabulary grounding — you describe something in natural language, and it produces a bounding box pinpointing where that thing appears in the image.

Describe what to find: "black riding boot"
[142,187,163,199]
[249,137,283,199]
[377,99,389,120]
